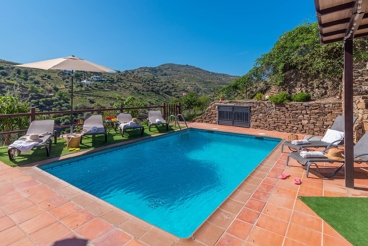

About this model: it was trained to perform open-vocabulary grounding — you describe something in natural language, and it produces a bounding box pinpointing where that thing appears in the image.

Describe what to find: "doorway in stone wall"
[218,106,250,127]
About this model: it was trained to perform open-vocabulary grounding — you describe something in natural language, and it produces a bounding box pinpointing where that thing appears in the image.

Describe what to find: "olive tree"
[0,96,29,145]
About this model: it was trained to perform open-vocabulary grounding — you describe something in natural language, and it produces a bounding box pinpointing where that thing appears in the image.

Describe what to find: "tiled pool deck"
[0,122,367,246]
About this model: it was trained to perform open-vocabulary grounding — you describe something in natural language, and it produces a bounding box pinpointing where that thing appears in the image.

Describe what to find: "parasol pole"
[70,71,74,134]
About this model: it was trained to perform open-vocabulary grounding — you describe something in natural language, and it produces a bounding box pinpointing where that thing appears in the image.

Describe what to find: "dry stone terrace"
[195,62,368,142]
[193,96,368,142]
[0,122,367,245]
[194,100,342,135]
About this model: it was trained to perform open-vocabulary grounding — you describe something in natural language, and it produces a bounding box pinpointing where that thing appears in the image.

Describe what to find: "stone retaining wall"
[353,95,368,140]
[194,99,367,141]
[194,100,342,135]
[193,62,368,140]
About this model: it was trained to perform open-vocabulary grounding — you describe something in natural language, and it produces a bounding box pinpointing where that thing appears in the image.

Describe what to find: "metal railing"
[167,114,189,131]
[0,102,181,136]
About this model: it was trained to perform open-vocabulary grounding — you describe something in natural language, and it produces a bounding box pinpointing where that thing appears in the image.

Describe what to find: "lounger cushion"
[300,151,325,158]
[81,127,105,135]
[291,139,309,145]
[119,122,142,129]
[9,140,41,152]
[320,129,344,144]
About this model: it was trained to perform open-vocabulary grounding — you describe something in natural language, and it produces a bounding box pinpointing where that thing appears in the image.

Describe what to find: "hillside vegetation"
[216,22,368,100]
[0,60,238,112]
[134,64,238,94]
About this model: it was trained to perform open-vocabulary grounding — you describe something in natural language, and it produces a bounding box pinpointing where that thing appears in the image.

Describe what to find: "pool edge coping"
[13,126,285,242]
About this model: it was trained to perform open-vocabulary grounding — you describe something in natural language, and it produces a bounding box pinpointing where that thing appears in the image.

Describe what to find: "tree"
[0,70,8,76]
[73,71,83,82]
[5,84,21,99]
[181,92,199,110]
[114,95,125,108]
[196,95,211,111]
[14,68,21,75]
[20,69,29,81]
[0,96,29,145]
[28,85,39,93]
[124,96,146,118]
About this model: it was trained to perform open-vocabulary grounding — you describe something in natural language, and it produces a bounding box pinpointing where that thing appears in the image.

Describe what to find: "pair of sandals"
[68,147,80,151]
[278,173,302,185]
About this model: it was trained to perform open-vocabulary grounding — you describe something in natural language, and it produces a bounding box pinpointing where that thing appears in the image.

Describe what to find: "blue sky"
[1,1,316,76]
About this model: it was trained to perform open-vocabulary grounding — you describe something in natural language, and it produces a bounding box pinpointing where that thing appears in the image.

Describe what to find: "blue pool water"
[40,129,280,238]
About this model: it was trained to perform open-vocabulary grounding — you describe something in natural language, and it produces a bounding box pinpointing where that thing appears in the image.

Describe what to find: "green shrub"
[268,91,291,104]
[182,109,199,121]
[254,93,264,101]
[87,97,95,104]
[292,92,311,102]
[0,70,8,76]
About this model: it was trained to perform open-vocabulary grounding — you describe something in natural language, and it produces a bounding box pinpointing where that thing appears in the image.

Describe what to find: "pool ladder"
[168,114,188,131]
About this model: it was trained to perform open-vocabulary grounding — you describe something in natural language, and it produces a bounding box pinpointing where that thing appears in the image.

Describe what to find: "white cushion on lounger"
[9,140,40,152]
[300,151,325,158]
[291,139,309,145]
[321,129,345,144]
[120,122,141,129]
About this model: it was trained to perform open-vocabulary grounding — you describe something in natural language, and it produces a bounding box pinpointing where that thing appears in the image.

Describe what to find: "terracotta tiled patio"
[0,122,367,245]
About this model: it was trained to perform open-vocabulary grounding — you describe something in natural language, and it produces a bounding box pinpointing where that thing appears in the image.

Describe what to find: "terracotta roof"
[314,0,368,43]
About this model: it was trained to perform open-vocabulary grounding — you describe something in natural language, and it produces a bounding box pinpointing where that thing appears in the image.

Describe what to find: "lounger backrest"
[84,115,103,127]
[331,116,358,132]
[117,113,132,123]
[148,111,164,121]
[26,120,55,135]
[354,132,368,161]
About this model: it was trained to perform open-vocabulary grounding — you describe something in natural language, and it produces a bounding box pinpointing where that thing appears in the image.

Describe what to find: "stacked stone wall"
[352,63,368,140]
[194,100,342,135]
[194,62,368,141]
[194,99,367,142]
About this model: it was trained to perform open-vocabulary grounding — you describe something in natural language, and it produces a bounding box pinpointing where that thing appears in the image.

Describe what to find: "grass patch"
[0,124,179,167]
[299,196,368,246]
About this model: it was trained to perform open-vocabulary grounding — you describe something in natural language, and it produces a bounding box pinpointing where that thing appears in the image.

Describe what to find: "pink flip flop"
[294,177,302,185]
[278,173,290,179]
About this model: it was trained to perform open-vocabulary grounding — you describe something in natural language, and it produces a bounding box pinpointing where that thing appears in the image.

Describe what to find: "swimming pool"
[40,129,280,238]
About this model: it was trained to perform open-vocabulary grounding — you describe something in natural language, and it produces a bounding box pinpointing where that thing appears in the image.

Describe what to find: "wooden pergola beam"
[320,29,346,37]
[316,1,355,16]
[358,24,368,30]
[322,37,346,44]
[354,32,368,38]
[320,18,350,28]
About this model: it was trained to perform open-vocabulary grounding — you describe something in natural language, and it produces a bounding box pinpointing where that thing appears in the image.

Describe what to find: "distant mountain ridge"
[0,59,18,65]
[130,63,239,94]
[0,58,239,110]
[134,63,238,81]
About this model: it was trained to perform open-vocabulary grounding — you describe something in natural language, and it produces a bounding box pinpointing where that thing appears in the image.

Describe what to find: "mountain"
[0,59,239,111]
[132,63,239,95]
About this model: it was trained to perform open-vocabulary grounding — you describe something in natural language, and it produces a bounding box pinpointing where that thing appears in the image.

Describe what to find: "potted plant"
[218,93,225,101]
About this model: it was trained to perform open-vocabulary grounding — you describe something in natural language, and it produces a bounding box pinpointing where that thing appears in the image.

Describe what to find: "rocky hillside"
[216,22,368,100]
[133,63,239,94]
[265,69,342,99]
[0,59,238,111]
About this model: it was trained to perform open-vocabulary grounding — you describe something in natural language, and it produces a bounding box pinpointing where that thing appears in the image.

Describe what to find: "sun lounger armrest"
[306,135,317,140]
[355,153,368,158]
[323,139,343,150]
[354,153,368,162]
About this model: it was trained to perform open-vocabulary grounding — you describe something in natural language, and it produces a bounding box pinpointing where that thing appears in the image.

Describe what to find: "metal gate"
[218,106,250,127]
